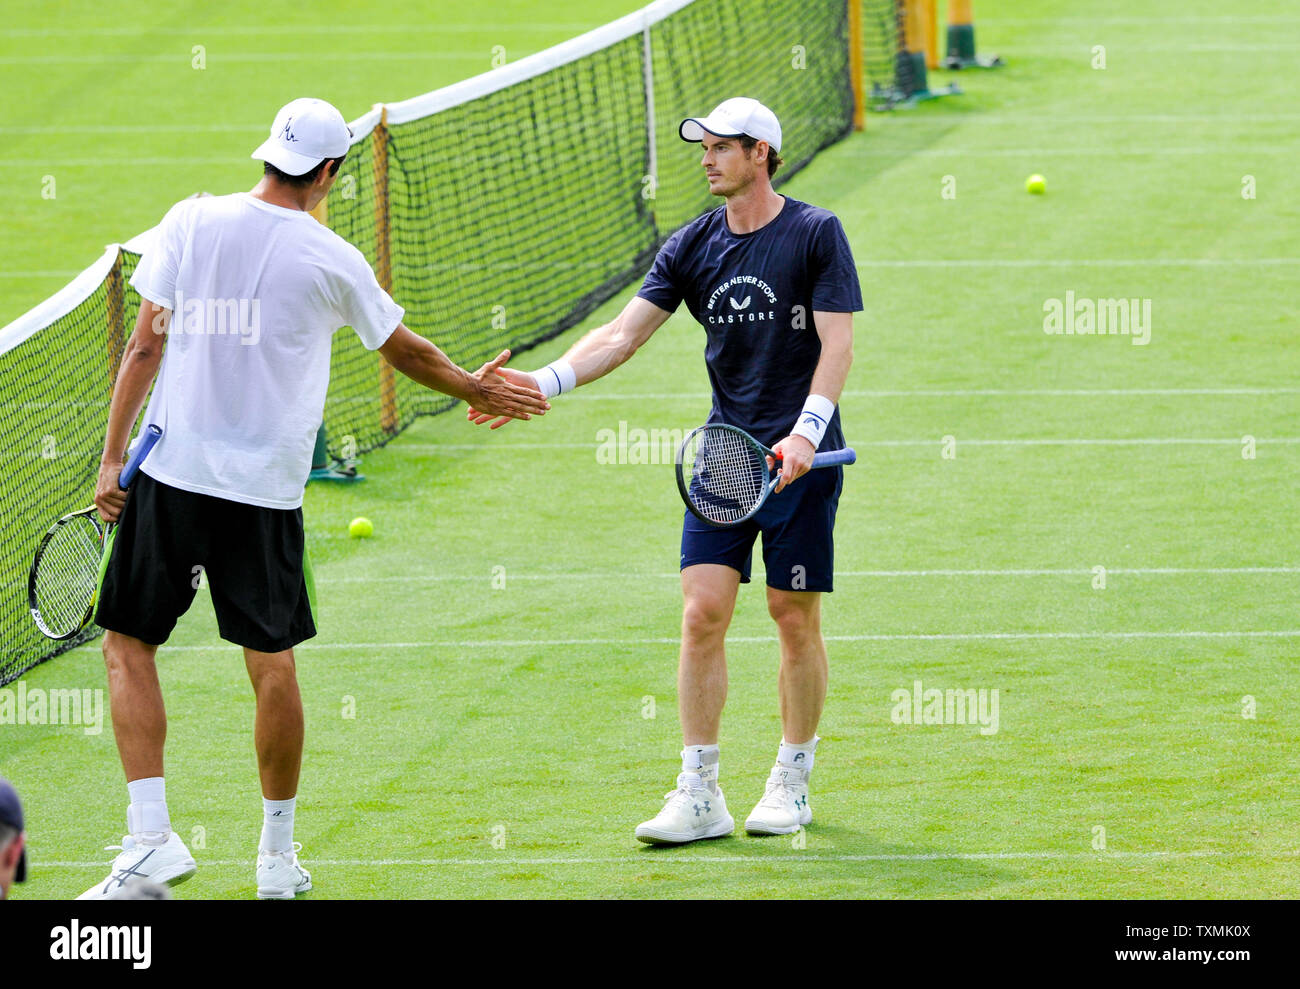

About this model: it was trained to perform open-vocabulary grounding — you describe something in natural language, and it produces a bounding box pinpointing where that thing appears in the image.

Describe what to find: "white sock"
[682,744,720,794]
[126,776,170,845]
[260,797,296,855]
[777,736,819,772]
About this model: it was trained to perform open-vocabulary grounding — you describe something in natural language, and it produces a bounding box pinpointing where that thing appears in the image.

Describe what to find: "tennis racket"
[675,423,856,528]
[28,424,163,640]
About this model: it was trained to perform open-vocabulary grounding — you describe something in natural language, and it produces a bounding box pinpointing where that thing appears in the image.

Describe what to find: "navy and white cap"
[252,98,352,176]
[679,97,782,152]
[0,778,25,884]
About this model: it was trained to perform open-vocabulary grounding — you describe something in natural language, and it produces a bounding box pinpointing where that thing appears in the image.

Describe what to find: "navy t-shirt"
[637,197,862,449]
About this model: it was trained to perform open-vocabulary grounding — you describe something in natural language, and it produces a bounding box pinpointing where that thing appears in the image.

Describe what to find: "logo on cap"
[279,118,298,143]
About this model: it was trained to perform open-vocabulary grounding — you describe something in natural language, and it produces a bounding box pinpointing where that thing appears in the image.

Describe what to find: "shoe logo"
[794,795,807,810]
[729,296,752,311]
[103,847,156,892]
[693,800,711,817]
[793,753,806,762]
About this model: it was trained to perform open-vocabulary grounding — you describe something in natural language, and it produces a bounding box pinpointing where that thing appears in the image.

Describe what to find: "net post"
[900,0,930,96]
[105,246,126,393]
[945,0,989,68]
[848,0,865,130]
[373,104,399,435]
[925,0,939,69]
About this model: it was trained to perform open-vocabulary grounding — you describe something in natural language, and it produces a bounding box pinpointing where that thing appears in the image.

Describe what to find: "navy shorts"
[94,472,317,652]
[680,465,842,592]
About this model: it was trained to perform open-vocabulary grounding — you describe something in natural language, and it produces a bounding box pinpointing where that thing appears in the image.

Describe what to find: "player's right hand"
[466,350,550,427]
[94,458,128,523]
[467,356,548,431]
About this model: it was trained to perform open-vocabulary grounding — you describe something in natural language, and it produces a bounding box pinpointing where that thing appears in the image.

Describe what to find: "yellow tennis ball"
[349,517,374,539]
[1026,174,1046,194]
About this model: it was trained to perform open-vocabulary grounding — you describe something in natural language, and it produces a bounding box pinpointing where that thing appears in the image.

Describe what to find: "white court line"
[5,388,1295,403]
[0,52,488,65]
[398,438,1300,450]
[856,147,1300,157]
[0,124,261,135]
[6,115,1300,136]
[315,567,1300,585]
[10,156,1300,170]
[0,271,84,278]
[151,631,1300,652]
[38,849,1299,868]
[0,23,593,38]
[894,114,1300,124]
[10,567,1284,595]
[979,15,1300,23]
[1015,44,1300,53]
[29,435,1297,455]
[853,258,1300,268]
[0,157,264,167]
[563,388,1300,399]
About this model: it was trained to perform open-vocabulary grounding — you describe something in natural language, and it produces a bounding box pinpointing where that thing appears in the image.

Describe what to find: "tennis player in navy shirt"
[469,97,862,843]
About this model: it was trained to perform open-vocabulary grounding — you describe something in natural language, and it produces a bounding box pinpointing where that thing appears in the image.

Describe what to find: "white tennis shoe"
[744,765,812,835]
[635,772,734,845]
[76,832,196,899]
[256,842,312,899]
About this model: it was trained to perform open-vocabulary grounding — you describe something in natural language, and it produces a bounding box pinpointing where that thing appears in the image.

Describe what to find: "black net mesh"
[321,129,387,454]
[650,0,854,233]
[378,34,657,453]
[861,0,913,106]
[0,252,144,684]
[1,0,868,685]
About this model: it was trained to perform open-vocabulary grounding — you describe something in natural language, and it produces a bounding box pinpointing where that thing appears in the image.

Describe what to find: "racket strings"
[686,428,770,524]
[33,516,103,635]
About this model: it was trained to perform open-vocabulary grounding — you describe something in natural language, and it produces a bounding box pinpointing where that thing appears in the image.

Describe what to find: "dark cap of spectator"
[0,779,26,883]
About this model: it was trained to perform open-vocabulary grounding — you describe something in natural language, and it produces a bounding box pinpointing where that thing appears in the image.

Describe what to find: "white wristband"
[529,359,576,399]
[790,394,836,450]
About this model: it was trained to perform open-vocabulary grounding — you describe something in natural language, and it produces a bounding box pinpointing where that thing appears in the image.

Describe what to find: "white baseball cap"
[251,98,352,176]
[679,97,782,152]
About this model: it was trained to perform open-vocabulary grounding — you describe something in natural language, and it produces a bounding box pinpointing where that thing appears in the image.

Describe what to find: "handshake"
[463,350,556,430]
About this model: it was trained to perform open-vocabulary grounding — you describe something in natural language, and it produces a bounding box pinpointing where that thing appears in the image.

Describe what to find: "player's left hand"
[768,435,815,493]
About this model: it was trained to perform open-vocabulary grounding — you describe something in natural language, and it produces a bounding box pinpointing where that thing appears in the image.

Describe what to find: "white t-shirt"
[129,193,403,509]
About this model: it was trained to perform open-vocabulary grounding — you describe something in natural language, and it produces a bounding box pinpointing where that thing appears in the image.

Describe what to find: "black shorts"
[95,472,317,652]
[679,464,842,592]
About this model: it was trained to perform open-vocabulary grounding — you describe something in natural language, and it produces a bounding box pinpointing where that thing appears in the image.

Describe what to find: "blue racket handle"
[118,425,163,490]
[811,447,856,468]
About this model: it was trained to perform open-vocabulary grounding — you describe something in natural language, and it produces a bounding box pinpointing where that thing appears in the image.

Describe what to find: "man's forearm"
[101,339,164,466]
[532,296,672,395]
[391,340,476,403]
[808,340,852,405]
[784,314,854,453]
[561,319,642,386]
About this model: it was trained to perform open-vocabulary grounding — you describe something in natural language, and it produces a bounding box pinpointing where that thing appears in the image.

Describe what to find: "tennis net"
[1,0,882,685]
